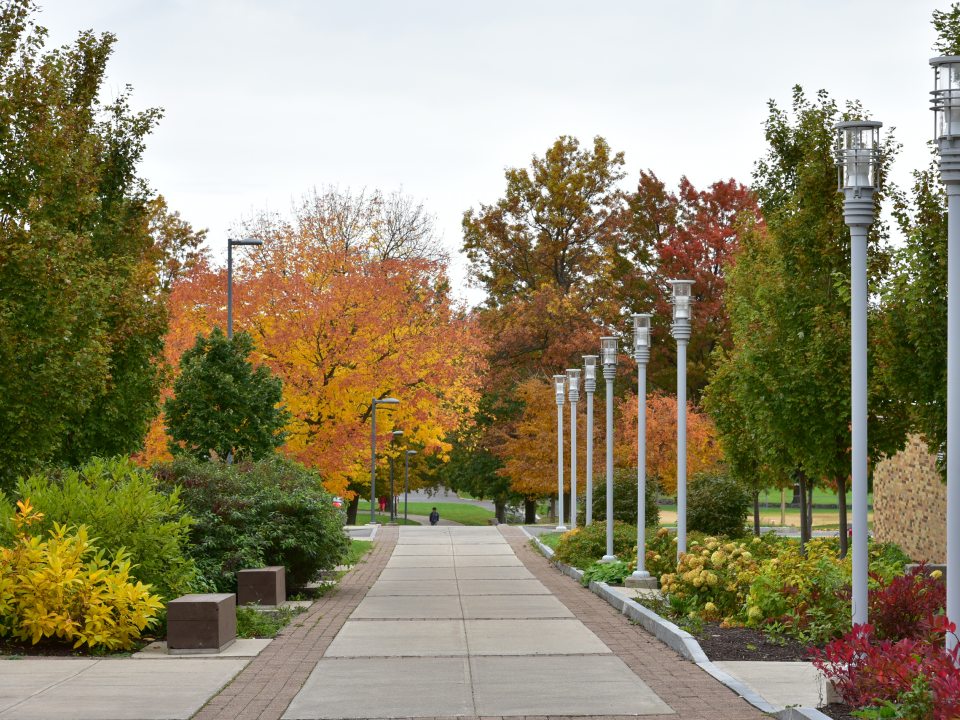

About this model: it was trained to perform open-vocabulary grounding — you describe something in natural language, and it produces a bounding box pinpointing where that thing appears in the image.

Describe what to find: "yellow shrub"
[0,500,163,650]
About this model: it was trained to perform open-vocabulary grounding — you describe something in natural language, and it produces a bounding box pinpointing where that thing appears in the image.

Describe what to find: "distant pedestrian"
[378,496,387,512]
[429,507,440,526]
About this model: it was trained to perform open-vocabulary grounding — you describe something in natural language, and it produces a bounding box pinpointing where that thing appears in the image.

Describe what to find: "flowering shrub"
[639,527,679,580]
[0,500,163,650]
[812,620,960,719]
[659,536,760,620]
[552,521,637,569]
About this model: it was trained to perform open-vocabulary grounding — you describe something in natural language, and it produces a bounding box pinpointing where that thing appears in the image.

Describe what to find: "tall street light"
[836,119,881,628]
[389,429,404,522]
[600,336,618,562]
[404,449,417,523]
[932,54,960,653]
[669,279,694,559]
[628,313,657,588]
[227,238,263,340]
[553,374,568,531]
[583,355,598,525]
[369,397,399,524]
[567,368,581,529]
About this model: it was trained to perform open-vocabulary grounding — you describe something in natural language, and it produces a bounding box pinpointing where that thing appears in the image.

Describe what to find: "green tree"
[0,1,189,483]
[165,328,289,461]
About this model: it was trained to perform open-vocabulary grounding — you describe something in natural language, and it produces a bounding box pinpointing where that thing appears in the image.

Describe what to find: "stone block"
[237,566,286,606]
[166,593,236,654]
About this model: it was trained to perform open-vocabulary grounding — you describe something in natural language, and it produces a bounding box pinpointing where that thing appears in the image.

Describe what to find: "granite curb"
[521,528,832,720]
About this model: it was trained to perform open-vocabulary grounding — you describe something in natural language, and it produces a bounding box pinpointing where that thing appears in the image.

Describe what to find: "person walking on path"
[429,507,440,525]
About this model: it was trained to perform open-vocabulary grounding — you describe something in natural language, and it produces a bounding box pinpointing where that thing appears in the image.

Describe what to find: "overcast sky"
[38,0,947,304]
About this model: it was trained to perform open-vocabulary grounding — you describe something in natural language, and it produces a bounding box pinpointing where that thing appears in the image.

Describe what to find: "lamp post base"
[625,572,658,589]
[599,554,617,564]
[555,525,568,532]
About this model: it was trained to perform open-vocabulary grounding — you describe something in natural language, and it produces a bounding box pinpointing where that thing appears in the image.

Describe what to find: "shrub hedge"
[578,467,659,529]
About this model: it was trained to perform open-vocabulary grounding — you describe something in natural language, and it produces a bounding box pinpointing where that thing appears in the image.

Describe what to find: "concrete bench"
[166,593,236,654]
[238,566,286,607]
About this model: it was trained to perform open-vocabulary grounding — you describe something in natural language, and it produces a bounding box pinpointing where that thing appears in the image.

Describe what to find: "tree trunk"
[789,481,802,508]
[524,497,537,524]
[808,482,814,532]
[780,487,786,526]
[753,491,761,536]
[798,471,810,553]
[837,475,849,559]
[495,499,506,524]
[548,497,556,524]
[346,495,359,525]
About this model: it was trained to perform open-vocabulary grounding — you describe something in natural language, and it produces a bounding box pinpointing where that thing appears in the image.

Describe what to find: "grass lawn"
[359,500,494,525]
[538,532,562,550]
[355,510,420,525]
[657,504,871,529]
[756,486,874,507]
[344,539,375,566]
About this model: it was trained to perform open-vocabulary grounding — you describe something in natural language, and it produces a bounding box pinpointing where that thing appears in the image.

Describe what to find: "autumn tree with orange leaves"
[146,188,484,517]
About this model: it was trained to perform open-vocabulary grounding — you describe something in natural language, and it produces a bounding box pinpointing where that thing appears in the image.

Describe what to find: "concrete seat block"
[237,566,286,606]
[167,593,236,652]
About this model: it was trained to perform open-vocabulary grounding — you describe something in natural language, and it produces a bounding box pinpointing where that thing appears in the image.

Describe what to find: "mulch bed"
[0,636,155,657]
[692,621,812,661]
[817,703,857,720]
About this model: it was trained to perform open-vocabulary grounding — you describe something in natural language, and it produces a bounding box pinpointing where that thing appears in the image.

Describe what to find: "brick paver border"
[499,526,769,720]
[192,526,399,720]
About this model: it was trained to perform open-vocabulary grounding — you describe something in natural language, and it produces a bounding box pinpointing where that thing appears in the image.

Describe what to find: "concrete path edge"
[522,528,833,720]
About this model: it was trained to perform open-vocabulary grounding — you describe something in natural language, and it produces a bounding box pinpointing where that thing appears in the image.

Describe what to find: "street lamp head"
[582,354,598,392]
[835,120,881,195]
[632,313,652,353]
[600,336,618,368]
[932,56,960,141]
[668,280,694,324]
[566,368,581,402]
[391,430,404,437]
[406,450,417,456]
[374,397,399,407]
[228,237,264,247]
[552,374,567,405]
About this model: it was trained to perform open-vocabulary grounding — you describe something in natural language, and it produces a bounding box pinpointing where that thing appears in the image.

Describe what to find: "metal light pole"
[628,313,657,588]
[836,120,881,627]
[932,55,960,654]
[583,355,598,526]
[553,374,568,531]
[669,280,694,559]
[389,430,404,522]
[404,450,417,523]
[227,238,263,340]
[567,368,581,528]
[600,336,618,562]
[369,397,399,524]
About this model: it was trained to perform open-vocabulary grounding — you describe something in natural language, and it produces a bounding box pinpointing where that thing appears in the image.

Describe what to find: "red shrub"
[868,564,945,643]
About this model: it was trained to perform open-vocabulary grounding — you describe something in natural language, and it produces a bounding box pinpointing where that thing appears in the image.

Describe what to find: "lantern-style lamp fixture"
[932,56,960,141]
[566,368,581,402]
[836,121,881,196]
[583,355,598,387]
[668,280,695,324]
[600,337,618,368]
[633,313,652,355]
[553,374,567,405]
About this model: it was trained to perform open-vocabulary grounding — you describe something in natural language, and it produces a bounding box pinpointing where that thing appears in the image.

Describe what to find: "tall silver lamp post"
[669,280,694,559]
[553,374,568,531]
[404,449,417,523]
[388,429,404,522]
[627,313,658,588]
[227,238,263,340]
[369,397,399,524]
[932,54,960,654]
[567,368,581,529]
[600,336,618,562]
[836,119,881,627]
[583,355,598,525]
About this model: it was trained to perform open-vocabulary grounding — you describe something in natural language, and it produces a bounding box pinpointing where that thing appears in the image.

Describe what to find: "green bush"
[687,469,750,538]
[578,467,659,528]
[8,456,196,601]
[553,520,638,569]
[155,456,348,591]
[581,560,632,587]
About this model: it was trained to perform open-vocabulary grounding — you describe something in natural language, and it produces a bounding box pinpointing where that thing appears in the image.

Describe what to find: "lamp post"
[669,279,694,559]
[227,238,263,340]
[932,55,960,653]
[404,450,417,523]
[567,368,581,529]
[389,429,404,522]
[600,336,618,562]
[583,355,598,526]
[553,374,567,531]
[369,397,399,524]
[627,313,657,588]
[836,119,881,628]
